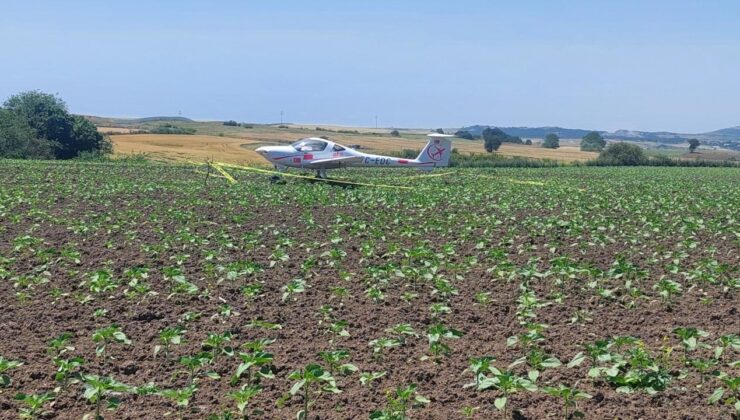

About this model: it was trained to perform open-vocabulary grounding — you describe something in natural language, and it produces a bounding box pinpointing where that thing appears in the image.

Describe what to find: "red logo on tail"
[427,145,446,162]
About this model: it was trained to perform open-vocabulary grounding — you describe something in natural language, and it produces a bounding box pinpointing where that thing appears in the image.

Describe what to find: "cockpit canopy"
[291,138,328,152]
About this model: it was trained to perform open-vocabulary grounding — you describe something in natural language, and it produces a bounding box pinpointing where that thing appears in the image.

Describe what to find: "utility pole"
[280,111,283,124]
[375,115,378,129]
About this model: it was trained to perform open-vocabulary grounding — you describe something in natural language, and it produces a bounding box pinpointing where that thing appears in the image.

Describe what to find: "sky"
[1,0,738,133]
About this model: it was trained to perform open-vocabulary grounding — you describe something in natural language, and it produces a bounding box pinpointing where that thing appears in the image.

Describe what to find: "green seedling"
[48,332,75,356]
[281,279,306,302]
[328,320,350,337]
[385,323,419,346]
[604,347,672,394]
[232,351,274,386]
[510,348,562,382]
[319,349,358,375]
[688,358,719,384]
[477,370,537,418]
[179,352,213,385]
[426,323,463,362]
[53,357,84,386]
[465,356,497,388]
[542,384,592,419]
[160,385,197,419]
[714,334,740,361]
[673,327,710,362]
[707,373,739,414]
[360,371,387,386]
[0,356,23,388]
[87,270,118,294]
[155,326,186,359]
[369,338,401,360]
[285,364,342,420]
[202,331,234,360]
[653,278,682,308]
[370,384,430,419]
[15,392,55,419]
[92,325,131,362]
[229,384,261,418]
[81,374,132,420]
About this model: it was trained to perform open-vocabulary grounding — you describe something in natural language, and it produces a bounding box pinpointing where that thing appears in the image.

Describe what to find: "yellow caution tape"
[211,164,237,184]
[400,171,454,180]
[194,169,227,179]
[214,162,412,190]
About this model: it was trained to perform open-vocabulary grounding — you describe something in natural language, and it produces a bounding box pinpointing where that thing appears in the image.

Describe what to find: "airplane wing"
[303,155,364,169]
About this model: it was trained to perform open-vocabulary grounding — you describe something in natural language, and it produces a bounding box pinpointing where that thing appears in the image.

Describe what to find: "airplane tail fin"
[416,134,452,168]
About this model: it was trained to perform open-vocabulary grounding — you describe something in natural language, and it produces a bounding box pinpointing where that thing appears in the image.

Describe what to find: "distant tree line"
[148,124,196,135]
[223,120,254,128]
[0,91,110,159]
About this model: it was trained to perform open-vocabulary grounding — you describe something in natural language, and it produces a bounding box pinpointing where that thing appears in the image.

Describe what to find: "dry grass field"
[110,125,599,164]
[111,134,266,164]
[97,126,133,134]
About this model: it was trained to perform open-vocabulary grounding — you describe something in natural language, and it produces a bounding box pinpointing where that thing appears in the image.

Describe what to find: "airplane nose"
[255,146,268,155]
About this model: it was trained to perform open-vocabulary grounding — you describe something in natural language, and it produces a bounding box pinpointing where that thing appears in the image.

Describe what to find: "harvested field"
[111,134,265,165]
[0,161,738,419]
[110,130,598,164]
[97,127,133,134]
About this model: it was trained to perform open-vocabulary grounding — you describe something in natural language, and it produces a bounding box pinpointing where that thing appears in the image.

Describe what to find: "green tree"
[688,138,700,153]
[0,109,55,159]
[581,131,606,152]
[454,130,474,140]
[525,139,532,145]
[2,91,110,159]
[435,128,445,134]
[598,142,646,165]
[390,130,400,137]
[542,133,560,149]
[482,127,506,152]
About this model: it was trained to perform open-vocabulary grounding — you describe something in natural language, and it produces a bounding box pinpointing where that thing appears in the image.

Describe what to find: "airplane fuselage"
[255,135,451,174]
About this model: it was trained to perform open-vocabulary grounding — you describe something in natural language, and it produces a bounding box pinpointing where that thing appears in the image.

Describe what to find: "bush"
[1,91,110,159]
[482,127,506,152]
[581,131,606,151]
[454,130,474,140]
[0,109,55,159]
[223,120,238,126]
[390,130,400,137]
[542,133,560,149]
[597,142,647,165]
[525,139,533,145]
[149,124,196,135]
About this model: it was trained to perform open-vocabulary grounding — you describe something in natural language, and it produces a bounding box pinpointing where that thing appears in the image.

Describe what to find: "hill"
[461,124,740,150]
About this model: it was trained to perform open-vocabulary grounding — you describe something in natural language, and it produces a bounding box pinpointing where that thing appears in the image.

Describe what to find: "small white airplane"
[255,133,452,178]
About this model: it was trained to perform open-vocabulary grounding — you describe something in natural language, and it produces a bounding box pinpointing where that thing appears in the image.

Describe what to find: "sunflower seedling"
[477,370,537,418]
[0,356,23,388]
[285,364,341,420]
[15,392,55,419]
[81,374,132,420]
[360,371,387,387]
[542,384,592,420]
[92,325,131,362]
[160,385,197,419]
[229,384,261,418]
[155,326,186,359]
[319,349,358,376]
[370,384,430,419]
